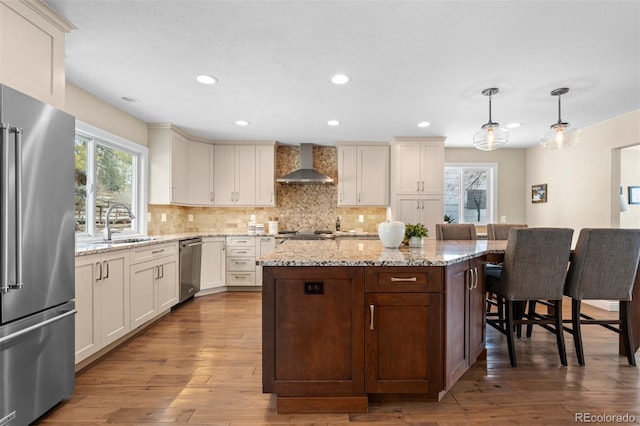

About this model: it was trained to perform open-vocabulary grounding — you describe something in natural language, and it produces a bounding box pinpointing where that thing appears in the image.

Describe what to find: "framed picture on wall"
[531,184,547,203]
[629,186,640,204]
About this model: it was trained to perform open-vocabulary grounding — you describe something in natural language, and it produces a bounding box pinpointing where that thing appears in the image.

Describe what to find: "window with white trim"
[74,122,148,239]
[444,164,497,225]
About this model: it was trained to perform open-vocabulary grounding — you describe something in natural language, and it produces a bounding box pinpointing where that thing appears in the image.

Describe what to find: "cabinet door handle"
[416,199,420,210]
[160,264,164,279]
[96,262,102,281]
[416,181,420,192]
[103,261,109,279]
[390,277,417,282]
[210,191,213,202]
[369,304,375,330]
[473,267,479,289]
[467,268,473,290]
[231,192,234,202]
[421,181,425,192]
[421,199,425,209]
[155,265,160,280]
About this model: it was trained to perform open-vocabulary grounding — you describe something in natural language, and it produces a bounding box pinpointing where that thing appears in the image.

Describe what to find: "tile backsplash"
[148,145,386,235]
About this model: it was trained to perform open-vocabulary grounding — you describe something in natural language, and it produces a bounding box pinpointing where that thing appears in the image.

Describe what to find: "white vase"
[378,221,405,249]
[409,236,424,247]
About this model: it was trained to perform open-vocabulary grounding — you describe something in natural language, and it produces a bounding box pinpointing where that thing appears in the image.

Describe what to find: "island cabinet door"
[262,267,365,396]
[364,293,442,396]
[444,258,486,390]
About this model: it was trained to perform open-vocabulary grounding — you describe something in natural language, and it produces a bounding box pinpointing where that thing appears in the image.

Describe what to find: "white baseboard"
[582,300,619,312]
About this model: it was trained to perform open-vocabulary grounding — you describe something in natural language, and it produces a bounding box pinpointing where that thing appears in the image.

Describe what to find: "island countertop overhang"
[257,239,507,267]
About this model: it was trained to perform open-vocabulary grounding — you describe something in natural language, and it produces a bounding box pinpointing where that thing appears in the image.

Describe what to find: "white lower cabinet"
[74,249,130,364]
[200,237,226,293]
[129,242,179,330]
[224,235,275,287]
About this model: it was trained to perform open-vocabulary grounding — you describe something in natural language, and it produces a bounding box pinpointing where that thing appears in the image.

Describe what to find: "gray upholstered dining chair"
[485,223,528,319]
[487,223,528,240]
[485,227,574,367]
[563,228,640,366]
[435,223,477,240]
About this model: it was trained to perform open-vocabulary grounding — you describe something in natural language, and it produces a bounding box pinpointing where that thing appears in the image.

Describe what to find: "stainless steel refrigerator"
[0,84,76,425]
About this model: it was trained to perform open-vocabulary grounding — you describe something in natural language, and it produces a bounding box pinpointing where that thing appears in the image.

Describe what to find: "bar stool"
[486,228,573,367]
[435,223,476,240]
[563,228,640,366]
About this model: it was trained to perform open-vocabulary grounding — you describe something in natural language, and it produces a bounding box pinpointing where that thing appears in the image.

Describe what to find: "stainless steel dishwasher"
[178,237,203,304]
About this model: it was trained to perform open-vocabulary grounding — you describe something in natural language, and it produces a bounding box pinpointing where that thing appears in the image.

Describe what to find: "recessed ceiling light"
[331,74,350,85]
[235,120,249,126]
[327,120,340,126]
[120,96,139,103]
[507,122,522,129]
[417,121,431,128]
[195,74,217,85]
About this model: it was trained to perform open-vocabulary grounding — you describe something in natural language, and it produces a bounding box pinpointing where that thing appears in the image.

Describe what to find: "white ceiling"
[46,0,640,148]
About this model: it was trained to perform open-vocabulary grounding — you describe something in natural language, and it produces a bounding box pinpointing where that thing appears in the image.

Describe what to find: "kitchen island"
[258,239,506,414]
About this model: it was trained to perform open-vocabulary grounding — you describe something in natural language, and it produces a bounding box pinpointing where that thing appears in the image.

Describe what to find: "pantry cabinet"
[337,143,389,206]
[74,249,130,364]
[391,137,445,238]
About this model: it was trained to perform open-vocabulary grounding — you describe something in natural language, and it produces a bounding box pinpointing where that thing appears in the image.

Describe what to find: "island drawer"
[365,267,443,292]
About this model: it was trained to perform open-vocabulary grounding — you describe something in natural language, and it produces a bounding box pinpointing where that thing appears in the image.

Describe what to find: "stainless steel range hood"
[276,143,334,184]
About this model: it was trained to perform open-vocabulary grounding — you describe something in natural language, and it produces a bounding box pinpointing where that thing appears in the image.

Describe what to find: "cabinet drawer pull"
[390,277,417,282]
[369,304,375,330]
[152,249,165,254]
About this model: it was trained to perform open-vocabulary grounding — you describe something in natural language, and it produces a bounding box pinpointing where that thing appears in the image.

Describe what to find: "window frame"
[444,162,498,225]
[75,121,148,241]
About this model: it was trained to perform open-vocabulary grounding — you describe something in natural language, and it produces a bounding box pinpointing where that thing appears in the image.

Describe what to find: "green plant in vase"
[404,223,428,247]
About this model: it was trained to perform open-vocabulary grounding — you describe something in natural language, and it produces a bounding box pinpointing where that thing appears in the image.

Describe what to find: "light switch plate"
[358,215,364,223]
[161,213,167,222]
[188,214,194,222]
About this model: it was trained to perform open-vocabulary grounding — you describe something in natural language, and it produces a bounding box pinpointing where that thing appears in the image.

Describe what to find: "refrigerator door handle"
[10,127,24,290]
[0,309,76,344]
[1,124,8,294]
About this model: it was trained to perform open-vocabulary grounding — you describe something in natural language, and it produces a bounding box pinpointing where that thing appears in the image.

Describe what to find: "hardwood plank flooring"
[38,292,640,425]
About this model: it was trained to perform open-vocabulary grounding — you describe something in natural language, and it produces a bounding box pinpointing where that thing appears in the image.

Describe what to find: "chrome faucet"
[103,203,135,241]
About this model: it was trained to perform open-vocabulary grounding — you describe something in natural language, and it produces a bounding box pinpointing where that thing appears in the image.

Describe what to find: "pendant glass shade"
[541,88,579,149]
[473,88,508,151]
[473,124,509,151]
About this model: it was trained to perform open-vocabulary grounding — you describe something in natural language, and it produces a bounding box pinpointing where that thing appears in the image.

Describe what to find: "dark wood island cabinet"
[259,239,504,414]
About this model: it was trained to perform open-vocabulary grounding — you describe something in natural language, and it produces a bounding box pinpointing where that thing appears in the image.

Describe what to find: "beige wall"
[620,145,640,228]
[525,110,640,238]
[65,83,148,147]
[445,148,527,224]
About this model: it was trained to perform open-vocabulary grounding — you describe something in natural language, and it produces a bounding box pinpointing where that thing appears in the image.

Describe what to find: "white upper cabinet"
[255,144,276,206]
[148,125,189,205]
[0,0,74,108]
[391,137,444,195]
[213,143,275,206]
[337,143,389,206]
[188,141,214,205]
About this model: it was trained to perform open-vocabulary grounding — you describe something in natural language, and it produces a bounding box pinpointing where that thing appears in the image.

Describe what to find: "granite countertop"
[257,239,507,267]
[75,232,275,256]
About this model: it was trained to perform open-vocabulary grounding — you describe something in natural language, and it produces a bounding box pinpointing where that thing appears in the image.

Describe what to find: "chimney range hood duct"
[276,143,334,184]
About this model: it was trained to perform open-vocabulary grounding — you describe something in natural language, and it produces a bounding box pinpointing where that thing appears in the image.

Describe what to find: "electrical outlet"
[161,213,167,222]
[250,214,256,222]
[358,215,364,223]
[147,212,151,222]
[500,215,507,223]
[188,214,194,222]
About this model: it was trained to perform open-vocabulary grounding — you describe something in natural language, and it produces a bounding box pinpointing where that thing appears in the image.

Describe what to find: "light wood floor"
[39,292,640,425]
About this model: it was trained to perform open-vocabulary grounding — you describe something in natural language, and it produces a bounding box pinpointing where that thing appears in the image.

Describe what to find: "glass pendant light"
[473,88,508,151]
[541,88,579,149]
